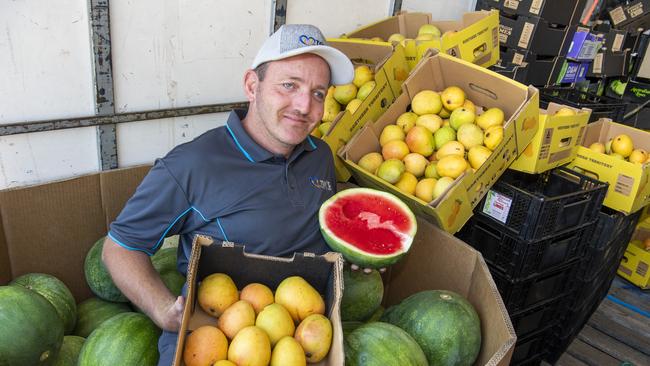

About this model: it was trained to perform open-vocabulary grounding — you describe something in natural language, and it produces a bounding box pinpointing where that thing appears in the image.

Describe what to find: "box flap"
[99,165,151,227]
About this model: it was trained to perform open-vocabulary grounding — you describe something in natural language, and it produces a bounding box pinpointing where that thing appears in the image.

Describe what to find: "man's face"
[247,54,330,153]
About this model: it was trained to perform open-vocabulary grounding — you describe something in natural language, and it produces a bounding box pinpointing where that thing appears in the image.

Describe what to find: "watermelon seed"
[40,350,51,361]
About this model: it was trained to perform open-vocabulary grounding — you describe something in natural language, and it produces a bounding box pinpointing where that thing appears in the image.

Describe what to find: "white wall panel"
[402,0,477,20]
[0,127,99,189]
[0,0,95,124]
[116,112,229,167]
[286,0,391,38]
[111,0,272,113]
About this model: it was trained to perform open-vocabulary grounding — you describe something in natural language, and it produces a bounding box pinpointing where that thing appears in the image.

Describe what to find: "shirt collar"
[226,109,318,163]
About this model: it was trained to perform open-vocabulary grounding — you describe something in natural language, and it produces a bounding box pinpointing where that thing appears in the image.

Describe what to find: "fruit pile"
[352,23,447,45]
[311,64,376,138]
[587,134,650,163]
[356,85,505,203]
[340,265,482,366]
[185,273,332,366]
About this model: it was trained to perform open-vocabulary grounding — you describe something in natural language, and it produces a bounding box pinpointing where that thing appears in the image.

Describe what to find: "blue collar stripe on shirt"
[216,218,229,242]
[307,135,317,149]
[226,124,255,163]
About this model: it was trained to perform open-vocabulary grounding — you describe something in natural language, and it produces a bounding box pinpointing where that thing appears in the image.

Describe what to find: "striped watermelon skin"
[78,312,161,366]
[52,336,85,366]
[381,290,481,366]
[151,247,178,274]
[84,237,128,303]
[11,273,77,334]
[0,285,64,366]
[341,266,383,321]
[73,297,131,338]
[344,322,427,366]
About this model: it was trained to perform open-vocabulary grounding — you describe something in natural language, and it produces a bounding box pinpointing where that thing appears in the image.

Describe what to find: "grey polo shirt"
[108,110,336,274]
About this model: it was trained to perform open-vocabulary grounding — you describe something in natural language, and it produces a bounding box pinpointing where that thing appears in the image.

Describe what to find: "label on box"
[593,53,604,74]
[629,3,645,18]
[512,52,525,65]
[615,174,635,196]
[610,7,627,25]
[505,0,520,10]
[539,127,553,159]
[482,190,512,224]
[530,0,543,15]
[613,34,625,52]
[499,25,512,44]
[518,22,535,49]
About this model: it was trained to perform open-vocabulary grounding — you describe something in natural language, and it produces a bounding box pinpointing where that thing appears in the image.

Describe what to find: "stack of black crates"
[457,166,612,365]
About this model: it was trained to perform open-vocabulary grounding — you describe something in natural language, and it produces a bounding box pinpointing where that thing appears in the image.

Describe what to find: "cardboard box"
[592,23,628,53]
[343,11,500,70]
[489,61,530,84]
[566,26,604,61]
[510,103,590,174]
[617,226,650,289]
[383,217,516,366]
[587,50,631,78]
[340,50,540,233]
[566,119,650,215]
[499,15,574,56]
[322,40,409,182]
[478,0,586,27]
[0,166,516,366]
[172,239,345,366]
[498,48,566,86]
[609,0,650,32]
[557,60,589,84]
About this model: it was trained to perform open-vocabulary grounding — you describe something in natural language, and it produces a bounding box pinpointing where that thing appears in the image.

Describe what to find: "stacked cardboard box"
[478,0,587,86]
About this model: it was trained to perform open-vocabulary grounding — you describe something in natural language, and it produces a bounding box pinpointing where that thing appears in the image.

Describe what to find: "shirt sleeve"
[108,158,192,255]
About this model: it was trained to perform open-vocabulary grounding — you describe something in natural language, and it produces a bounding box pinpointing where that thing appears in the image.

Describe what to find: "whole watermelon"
[345,321,428,366]
[11,272,77,334]
[0,285,64,365]
[73,297,132,338]
[78,312,161,366]
[341,266,383,321]
[84,237,128,302]
[382,290,481,366]
[53,336,85,366]
[151,247,178,274]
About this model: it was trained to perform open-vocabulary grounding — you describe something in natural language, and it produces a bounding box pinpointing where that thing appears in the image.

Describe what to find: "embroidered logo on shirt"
[310,176,333,191]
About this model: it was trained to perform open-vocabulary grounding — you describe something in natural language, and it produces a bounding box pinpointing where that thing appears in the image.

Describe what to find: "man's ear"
[243,69,258,102]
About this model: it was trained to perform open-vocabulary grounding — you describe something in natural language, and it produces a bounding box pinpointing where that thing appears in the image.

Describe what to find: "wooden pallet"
[551,277,650,366]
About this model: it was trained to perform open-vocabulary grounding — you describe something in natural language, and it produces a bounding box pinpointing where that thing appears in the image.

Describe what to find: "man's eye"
[314,91,325,100]
[282,82,295,89]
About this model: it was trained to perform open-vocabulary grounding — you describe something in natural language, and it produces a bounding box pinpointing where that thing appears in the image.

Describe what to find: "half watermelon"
[319,188,417,268]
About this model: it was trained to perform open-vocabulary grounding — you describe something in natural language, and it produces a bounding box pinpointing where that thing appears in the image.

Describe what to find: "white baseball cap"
[251,24,354,85]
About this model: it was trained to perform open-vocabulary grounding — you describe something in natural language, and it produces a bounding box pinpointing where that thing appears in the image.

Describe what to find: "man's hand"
[154,295,185,332]
[350,263,386,274]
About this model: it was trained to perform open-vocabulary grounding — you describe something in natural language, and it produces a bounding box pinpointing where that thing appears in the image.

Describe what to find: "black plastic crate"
[475,167,608,241]
[491,262,578,313]
[539,86,627,122]
[461,215,590,280]
[511,297,564,339]
[512,328,552,365]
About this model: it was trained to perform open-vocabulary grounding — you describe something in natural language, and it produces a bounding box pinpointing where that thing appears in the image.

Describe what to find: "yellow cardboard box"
[510,103,590,174]
[342,11,500,70]
[323,40,409,182]
[617,226,650,289]
[340,50,539,233]
[566,119,650,214]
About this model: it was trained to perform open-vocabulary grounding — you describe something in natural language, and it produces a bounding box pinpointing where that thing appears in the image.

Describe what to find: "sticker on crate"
[482,190,512,224]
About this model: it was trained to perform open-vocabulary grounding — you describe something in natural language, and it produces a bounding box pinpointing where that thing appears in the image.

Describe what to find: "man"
[102,24,354,365]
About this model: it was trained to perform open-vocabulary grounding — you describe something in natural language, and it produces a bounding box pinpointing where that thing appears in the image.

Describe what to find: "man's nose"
[293,90,312,115]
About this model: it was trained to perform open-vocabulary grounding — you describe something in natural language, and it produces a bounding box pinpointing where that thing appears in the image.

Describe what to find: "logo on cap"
[299,34,323,46]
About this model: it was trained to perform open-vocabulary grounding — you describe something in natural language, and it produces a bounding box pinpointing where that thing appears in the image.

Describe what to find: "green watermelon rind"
[11,272,77,335]
[73,297,132,338]
[84,237,129,303]
[341,266,384,322]
[77,312,161,366]
[345,321,428,366]
[0,285,65,366]
[53,335,85,366]
[381,290,482,366]
[319,188,417,268]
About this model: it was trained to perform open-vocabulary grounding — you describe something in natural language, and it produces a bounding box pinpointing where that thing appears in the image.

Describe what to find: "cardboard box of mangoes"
[316,39,409,182]
[566,119,650,215]
[509,103,591,174]
[340,10,500,70]
[617,225,650,289]
[339,50,540,233]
